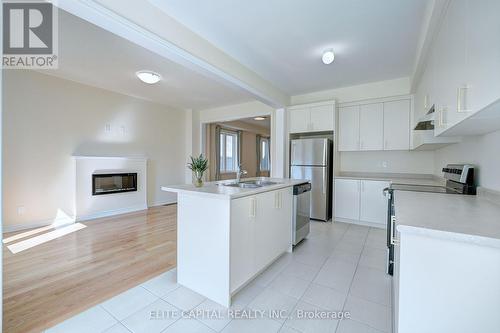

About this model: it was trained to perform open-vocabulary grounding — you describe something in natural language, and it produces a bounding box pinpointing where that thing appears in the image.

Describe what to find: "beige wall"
[205,120,270,181]
[3,70,187,230]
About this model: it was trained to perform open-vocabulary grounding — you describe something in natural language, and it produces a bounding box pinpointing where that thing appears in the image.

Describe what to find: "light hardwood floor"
[3,205,177,333]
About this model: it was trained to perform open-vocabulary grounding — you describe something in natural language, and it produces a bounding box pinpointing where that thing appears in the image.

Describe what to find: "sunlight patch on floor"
[3,225,56,244]
[7,223,87,254]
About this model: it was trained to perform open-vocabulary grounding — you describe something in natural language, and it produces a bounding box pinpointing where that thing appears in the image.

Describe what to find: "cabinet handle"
[390,216,399,245]
[457,86,469,113]
[250,198,256,218]
[360,141,363,150]
[438,107,447,128]
[279,192,282,209]
[384,140,388,150]
[361,181,364,192]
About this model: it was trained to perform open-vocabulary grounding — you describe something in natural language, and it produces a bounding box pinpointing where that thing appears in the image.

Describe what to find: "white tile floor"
[45,222,392,333]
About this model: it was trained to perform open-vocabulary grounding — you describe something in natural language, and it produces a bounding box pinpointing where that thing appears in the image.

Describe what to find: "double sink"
[221,179,278,189]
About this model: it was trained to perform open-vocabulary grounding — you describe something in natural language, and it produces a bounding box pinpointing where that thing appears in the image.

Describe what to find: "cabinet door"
[230,196,256,291]
[289,107,310,133]
[334,179,360,220]
[338,106,360,151]
[359,103,384,151]
[437,0,469,134]
[383,100,410,150]
[310,104,335,132]
[359,180,389,225]
[392,231,401,333]
[254,190,278,271]
[276,188,293,253]
[466,0,500,115]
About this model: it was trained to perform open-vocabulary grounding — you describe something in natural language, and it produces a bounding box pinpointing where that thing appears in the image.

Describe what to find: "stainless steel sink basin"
[221,180,278,188]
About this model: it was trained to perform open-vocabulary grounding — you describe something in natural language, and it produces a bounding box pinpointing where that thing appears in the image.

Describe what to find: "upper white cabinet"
[338,97,411,151]
[288,102,335,133]
[338,105,360,151]
[384,100,410,150]
[289,107,310,133]
[416,0,500,137]
[359,103,384,151]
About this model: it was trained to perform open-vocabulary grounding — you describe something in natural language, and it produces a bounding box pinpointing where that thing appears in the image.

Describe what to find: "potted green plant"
[187,154,209,187]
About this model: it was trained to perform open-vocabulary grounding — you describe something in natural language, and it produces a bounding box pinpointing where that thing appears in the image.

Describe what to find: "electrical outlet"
[17,206,26,216]
[381,161,388,168]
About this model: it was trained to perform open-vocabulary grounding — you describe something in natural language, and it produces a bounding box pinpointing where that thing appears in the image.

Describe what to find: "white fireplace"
[74,156,147,221]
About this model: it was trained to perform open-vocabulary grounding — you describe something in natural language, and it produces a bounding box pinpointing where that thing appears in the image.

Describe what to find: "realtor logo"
[2,1,58,68]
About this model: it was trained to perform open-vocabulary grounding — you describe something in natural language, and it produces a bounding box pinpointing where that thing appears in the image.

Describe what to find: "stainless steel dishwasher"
[292,182,311,245]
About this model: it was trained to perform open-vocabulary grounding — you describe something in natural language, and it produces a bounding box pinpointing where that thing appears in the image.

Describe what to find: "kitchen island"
[392,188,500,333]
[161,177,308,307]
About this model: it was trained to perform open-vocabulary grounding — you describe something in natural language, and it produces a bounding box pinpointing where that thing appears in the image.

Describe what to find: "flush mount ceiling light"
[254,116,266,121]
[136,71,161,84]
[322,49,335,65]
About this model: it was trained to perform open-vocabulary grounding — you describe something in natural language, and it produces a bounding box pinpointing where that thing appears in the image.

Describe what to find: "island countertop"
[161,177,310,199]
[394,189,500,248]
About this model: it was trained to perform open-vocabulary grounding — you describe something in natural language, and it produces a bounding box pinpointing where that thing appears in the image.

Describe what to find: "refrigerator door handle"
[322,171,326,194]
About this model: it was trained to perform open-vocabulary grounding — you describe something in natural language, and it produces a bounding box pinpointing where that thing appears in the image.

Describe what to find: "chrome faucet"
[236,164,248,183]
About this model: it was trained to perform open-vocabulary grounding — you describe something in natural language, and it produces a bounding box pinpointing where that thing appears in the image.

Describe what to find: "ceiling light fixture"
[254,116,266,121]
[322,49,335,65]
[136,71,161,84]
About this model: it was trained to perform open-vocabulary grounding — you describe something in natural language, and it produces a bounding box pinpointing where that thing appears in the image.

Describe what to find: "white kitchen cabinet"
[416,0,500,137]
[289,107,310,133]
[254,191,277,271]
[335,178,388,227]
[289,102,335,133]
[359,103,384,151]
[338,105,360,151]
[230,195,256,290]
[334,179,360,220]
[339,98,411,152]
[465,0,500,117]
[310,104,335,132]
[231,187,292,290]
[359,180,390,226]
[383,100,410,150]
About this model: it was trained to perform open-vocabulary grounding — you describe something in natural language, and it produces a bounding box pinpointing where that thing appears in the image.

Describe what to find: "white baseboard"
[76,204,148,222]
[3,205,149,233]
[148,199,177,207]
[3,216,75,233]
[334,217,386,229]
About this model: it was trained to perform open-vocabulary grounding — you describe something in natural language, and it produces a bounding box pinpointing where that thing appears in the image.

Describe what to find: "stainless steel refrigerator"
[290,138,332,221]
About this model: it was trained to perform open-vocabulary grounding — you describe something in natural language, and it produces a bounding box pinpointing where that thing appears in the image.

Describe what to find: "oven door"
[384,188,394,276]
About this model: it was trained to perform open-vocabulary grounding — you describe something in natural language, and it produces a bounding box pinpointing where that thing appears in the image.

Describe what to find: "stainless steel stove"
[384,164,476,275]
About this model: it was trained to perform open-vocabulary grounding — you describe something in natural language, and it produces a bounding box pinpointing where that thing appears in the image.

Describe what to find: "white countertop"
[395,190,500,248]
[335,172,444,186]
[161,177,309,199]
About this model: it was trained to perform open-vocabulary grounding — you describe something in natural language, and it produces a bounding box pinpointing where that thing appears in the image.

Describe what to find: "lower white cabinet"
[230,187,292,292]
[360,180,390,224]
[334,178,389,227]
[334,179,360,220]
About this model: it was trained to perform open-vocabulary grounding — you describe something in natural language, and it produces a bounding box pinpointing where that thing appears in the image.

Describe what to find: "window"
[259,137,270,171]
[219,130,239,173]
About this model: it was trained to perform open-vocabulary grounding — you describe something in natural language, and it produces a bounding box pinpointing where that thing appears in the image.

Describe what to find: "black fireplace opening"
[92,173,138,195]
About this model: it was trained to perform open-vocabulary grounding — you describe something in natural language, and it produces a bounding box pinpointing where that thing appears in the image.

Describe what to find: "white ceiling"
[42,10,252,110]
[238,117,271,130]
[150,0,429,95]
